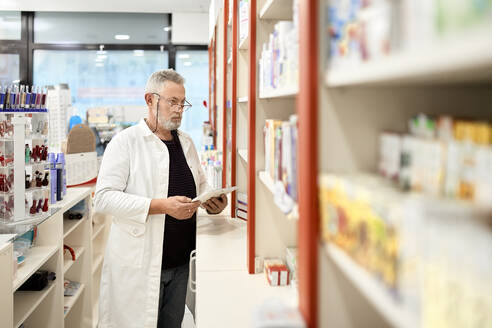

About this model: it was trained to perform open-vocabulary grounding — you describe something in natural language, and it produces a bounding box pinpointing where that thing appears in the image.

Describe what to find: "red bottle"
[36,198,43,213]
[30,199,38,215]
[42,198,49,212]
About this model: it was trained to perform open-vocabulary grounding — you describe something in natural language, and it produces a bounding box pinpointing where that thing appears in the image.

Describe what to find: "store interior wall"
[172,13,208,44]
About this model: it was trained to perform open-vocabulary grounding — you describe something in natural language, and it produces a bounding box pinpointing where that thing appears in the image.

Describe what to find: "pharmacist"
[94,69,228,328]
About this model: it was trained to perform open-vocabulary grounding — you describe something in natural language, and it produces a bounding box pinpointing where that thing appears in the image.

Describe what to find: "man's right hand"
[150,196,200,219]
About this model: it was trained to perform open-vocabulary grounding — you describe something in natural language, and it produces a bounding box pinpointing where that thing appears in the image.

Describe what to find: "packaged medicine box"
[264,259,290,287]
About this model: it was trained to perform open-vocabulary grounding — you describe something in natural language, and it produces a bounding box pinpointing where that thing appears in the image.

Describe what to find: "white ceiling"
[0,0,210,13]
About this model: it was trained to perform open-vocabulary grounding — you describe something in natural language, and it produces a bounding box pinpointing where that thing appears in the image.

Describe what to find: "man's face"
[152,81,186,131]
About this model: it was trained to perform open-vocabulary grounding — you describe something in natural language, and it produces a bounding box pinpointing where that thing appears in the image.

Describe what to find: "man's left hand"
[202,194,228,214]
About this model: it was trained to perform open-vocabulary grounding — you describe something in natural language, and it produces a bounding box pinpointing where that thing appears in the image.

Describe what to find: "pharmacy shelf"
[63,216,87,239]
[324,243,416,328]
[93,300,99,328]
[14,282,56,328]
[63,246,85,274]
[64,283,85,318]
[260,0,293,20]
[238,149,248,163]
[239,35,249,50]
[259,85,298,99]
[3,210,55,228]
[325,29,492,86]
[92,223,105,241]
[53,187,92,213]
[258,171,298,220]
[237,96,248,103]
[92,254,104,275]
[13,245,58,291]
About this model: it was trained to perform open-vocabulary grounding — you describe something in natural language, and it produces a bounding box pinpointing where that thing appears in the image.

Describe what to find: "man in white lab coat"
[94,69,228,328]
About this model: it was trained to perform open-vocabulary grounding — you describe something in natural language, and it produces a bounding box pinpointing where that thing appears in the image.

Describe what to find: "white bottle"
[214,161,222,189]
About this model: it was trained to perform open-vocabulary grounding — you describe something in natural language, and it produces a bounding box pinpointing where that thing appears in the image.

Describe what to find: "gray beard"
[160,118,181,130]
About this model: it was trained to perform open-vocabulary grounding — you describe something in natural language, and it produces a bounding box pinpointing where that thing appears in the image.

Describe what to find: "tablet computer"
[192,186,238,202]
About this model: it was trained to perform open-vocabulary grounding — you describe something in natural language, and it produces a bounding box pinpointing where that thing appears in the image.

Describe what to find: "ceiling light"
[133,50,145,56]
[114,34,130,40]
[97,55,107,60]
[97,50,107,55]
[95,57,105,62]
[183,61,192,67]
[95,63,104,67]
[163,26,172,32]
[178,54,190,59]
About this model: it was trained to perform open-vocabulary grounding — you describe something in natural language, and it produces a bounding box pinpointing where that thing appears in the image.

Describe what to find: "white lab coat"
[94,119,209,328]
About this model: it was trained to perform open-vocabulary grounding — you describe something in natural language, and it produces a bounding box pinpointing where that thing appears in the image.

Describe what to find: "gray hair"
[145,69,185,94]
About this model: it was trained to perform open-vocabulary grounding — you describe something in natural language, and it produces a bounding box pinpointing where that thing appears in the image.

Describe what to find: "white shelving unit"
[63,246,85,274]
[238,149,248,162]
[0,185,111,328]
[92,254,104,275]
[253,0,299,274]
[64,283,85,317]
[239,34,249,50]
[325,28,492,87]
[13,246,59,291]
[258,171,298,220]
[63,216,87,239]
[260,0,293,20]
[258,85,298,99]
[14,282,56,328]
[324,244,416,328]
[235,0,250,219]
[92,223,105,241]
[317,2,492,328]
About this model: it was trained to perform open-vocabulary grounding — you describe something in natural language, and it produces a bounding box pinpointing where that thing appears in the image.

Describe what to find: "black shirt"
[161,130,197,269]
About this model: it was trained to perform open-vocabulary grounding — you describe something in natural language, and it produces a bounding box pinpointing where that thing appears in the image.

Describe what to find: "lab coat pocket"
[109,221,146,268]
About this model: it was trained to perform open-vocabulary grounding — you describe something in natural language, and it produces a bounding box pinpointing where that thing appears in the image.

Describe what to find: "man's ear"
[144,93,154,107]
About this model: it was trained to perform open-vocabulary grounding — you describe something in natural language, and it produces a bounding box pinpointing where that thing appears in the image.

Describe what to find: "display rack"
[212,0,301,303]
[315,2,492,328]
[0,186,111,328]
[259,0,293,20]
[250,0,299,277]
[325,27,492,87]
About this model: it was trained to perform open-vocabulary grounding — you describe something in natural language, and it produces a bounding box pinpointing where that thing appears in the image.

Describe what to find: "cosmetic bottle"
[0,86,5,110]
[56,153,66,197]
[48,153,57,204]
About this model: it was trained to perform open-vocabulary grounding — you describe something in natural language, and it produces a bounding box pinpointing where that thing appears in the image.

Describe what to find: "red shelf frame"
[215,0,319,325]
[213,26,218,147]
[222,0,229,188]
[231,0,238,217]
[247,0,257,275]
[297,0,319,327]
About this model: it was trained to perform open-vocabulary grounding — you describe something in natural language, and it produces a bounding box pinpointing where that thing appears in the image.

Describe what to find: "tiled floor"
[195,214,296,328]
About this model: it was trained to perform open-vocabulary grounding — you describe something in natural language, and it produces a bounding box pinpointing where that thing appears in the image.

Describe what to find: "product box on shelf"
[264,258,290,287]
[379,113,492,206]
[263,115,299,214]
[326,0,492,69]
[239,0,249,44]
[319,172,492,326]
[259,1,299,96]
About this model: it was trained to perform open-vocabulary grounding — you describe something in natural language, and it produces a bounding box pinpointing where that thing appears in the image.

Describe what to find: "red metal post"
[222,0,229,188]
[297,0,319,327]
[247,0,256,274]
[231,0,238,217]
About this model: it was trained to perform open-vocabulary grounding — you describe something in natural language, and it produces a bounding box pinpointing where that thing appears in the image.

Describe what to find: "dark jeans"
[157,263,190,328]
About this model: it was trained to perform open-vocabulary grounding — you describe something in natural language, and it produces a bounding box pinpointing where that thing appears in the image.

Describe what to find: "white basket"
[65,152,98,186]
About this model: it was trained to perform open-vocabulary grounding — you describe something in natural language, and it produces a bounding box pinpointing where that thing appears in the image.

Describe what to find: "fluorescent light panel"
[114,34,130,40]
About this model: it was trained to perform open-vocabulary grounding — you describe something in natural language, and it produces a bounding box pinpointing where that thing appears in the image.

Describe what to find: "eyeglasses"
[152,93,192,112]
